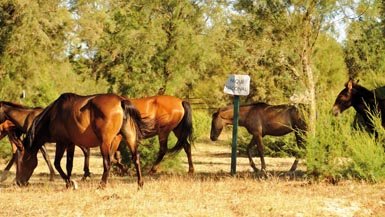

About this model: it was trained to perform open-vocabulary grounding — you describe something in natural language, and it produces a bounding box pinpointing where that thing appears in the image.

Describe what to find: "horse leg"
[99,143,112,188]
[54,143,72,187]
[65,144,78,189]
[289,131,306,172]
[149,134,169,174]
[39,145,55,181]
[255,135,266,173]
[173,127,194,174]
[79,146,91,180]
[110,135,128,176]
[247,136,259,172]
[125,140,143,187]
[1,153,15,182]
[1,140,17,182]
[183,141,194,174]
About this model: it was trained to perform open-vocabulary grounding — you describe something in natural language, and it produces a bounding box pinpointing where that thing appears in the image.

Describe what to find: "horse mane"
[0,101,41,109]
[353,83,376,100]
[24,100,57,152]
[218,102,269,112]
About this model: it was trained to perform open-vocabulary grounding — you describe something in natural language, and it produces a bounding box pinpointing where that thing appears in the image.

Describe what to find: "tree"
[0,0,106,105]
[344,0,385,86]
[232,0,344,134]
[70,0,209,98]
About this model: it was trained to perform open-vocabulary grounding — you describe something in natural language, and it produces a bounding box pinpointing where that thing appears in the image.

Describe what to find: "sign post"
[223,74,250,175]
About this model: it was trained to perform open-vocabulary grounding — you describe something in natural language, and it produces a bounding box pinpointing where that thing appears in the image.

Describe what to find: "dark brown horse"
[332,79,385,134]
[210,103,307,173]
[16,93,145,188]
[84,95,194,174]
[0,102,55,181]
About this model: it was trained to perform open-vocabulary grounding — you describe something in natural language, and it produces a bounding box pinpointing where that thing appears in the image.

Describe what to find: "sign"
[223,74,250,96]
[223,74,251,175]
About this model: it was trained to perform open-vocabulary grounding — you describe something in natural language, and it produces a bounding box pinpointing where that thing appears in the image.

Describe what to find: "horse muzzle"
[210,135,218,141]
[16,179,29,187]
[332,105,340,116]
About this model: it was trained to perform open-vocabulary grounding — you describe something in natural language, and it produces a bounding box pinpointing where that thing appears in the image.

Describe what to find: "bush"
[0,138,12,161]
[306,99,385,182]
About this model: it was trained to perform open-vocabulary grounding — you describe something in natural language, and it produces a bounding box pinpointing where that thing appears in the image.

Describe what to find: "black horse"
[210,103,307,173]
[332,79,385,135]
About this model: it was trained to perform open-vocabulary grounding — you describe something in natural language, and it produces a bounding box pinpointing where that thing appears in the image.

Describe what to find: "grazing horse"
[85,95,194,174]
[16,93,145,188]
[210,103,307,173]
[332,79,385,134]
[0,102,55,181]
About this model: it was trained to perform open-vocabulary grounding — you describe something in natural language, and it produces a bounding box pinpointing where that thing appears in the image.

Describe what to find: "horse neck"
[352,86,377,116]
[3,106,33,132]
[219,106,248,126]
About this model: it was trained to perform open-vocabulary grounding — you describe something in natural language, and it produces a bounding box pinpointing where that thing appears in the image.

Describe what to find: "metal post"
[231,95,240,175]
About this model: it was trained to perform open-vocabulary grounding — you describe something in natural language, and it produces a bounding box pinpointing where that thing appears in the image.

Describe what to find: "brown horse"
[84,95,194,174]
[0,102,55,181]
[16,93,145,188]
[332,79,385,134]
[210,103,307,173]
[131,95,194,173]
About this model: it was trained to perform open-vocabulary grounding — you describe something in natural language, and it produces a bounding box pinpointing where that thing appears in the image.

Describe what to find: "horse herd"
[0,79,383,189]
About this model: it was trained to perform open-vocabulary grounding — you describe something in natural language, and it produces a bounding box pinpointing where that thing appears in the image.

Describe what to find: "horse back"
[50,93,124,147]
[246,104,305,136]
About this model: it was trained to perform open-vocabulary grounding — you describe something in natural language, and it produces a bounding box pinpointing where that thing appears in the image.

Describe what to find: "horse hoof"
[98,182,107,189]
[81,176,91,182]
[66,180,78,190]
[137,181,144,190]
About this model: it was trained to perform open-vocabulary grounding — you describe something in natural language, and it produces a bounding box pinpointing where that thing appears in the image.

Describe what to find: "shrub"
[306,99,385,182]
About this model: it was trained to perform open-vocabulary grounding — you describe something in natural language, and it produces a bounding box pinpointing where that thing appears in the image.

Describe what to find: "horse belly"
[264,124,293,137]
[69,128,101,148]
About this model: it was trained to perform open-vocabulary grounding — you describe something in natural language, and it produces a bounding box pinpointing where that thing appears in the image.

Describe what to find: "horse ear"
[347,79,353,90]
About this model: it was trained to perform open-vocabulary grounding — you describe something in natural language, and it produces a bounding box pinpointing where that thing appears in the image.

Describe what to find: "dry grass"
[0,139,384,217]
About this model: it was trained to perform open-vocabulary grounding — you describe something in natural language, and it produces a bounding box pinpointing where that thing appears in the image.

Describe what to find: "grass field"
[0,138,384,217]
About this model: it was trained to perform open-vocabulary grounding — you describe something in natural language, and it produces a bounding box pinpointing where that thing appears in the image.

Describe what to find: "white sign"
[223,74,250,96]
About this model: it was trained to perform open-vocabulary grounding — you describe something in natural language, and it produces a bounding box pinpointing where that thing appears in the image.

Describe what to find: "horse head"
[332,79,359,116]
[210,109,225,141]
[15,145,38,186]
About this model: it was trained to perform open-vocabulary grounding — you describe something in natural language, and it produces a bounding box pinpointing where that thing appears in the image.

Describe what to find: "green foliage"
[306,97,385,182]
[0,139,11,159]
[192,110,212,142]
[119,133,184,172]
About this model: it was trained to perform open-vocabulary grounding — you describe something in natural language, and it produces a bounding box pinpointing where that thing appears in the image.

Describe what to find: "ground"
[0,138,384,217]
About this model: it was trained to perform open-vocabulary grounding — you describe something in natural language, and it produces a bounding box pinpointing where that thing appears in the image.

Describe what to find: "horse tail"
[120,99,145,143]
[169,101,194,154]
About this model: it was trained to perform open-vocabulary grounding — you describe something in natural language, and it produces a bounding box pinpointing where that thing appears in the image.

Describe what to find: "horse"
[16,93,145,188]
[131,95,194,173]
[84,95,194,174]
[332,79,385,134]
[0,102,55,181]
[210,103,307,173]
